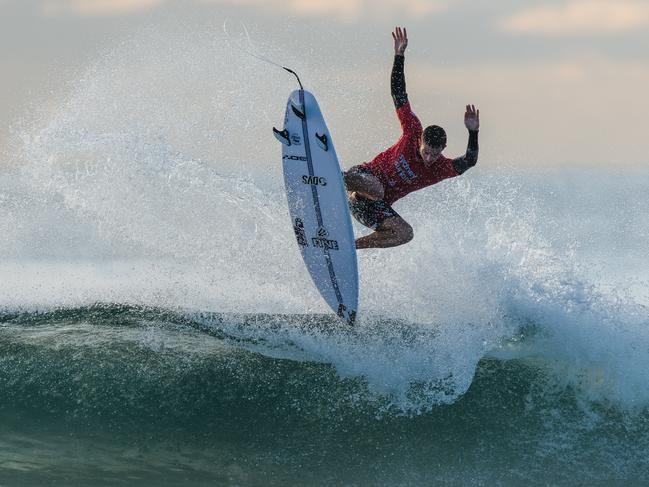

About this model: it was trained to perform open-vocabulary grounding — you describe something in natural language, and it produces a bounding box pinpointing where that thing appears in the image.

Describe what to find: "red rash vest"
[361,103,459,205]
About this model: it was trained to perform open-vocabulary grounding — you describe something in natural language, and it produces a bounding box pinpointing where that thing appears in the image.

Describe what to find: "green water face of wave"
[1,305,649,486]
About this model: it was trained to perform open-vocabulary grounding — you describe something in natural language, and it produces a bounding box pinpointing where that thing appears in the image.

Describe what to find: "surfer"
[344,27,480,249]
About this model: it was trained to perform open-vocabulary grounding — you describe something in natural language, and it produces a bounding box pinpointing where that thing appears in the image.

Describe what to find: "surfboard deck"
[274,89,358,325]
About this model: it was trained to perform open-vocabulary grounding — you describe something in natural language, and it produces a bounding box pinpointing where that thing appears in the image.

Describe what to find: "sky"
[1,0,649,168]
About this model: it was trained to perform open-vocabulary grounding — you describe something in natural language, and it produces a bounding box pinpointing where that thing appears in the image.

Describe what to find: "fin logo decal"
[290,134,302,145]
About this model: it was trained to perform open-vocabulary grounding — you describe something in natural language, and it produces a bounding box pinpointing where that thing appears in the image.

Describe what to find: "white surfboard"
[274,89,358,325]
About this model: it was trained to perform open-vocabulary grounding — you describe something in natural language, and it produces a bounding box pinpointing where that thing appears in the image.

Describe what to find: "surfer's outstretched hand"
[392,27,408,56]
[464,104,480,131]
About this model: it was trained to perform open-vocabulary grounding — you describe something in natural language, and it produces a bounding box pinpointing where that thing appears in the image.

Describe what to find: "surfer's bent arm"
[452,130,479,174]
[453,104,480,174]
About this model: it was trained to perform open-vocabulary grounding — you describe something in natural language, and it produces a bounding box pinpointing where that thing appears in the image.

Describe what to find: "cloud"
[40,0,164,17]
[199,0,446,23]
[400,57,649,166]
[500,0,649,35]
[35,0,446,21]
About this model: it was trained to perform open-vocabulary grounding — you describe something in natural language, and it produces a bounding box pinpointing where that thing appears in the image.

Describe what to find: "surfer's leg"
[349,193,392,230]
[344,166,384,201]
[355,216,413,249]
[349,194,412,248]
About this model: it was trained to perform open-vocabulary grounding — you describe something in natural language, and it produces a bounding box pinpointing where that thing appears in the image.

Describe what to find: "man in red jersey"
[344,27,480,249]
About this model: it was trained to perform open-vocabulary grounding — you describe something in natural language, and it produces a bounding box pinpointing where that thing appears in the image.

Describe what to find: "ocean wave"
[1,28,648,420]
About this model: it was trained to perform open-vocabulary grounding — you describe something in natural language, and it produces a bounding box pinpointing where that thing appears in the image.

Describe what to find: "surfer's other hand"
[464,105,480,131]
[392,27,408,56]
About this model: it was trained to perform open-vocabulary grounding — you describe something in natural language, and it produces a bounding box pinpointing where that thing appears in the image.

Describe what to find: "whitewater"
[1,29,649,486]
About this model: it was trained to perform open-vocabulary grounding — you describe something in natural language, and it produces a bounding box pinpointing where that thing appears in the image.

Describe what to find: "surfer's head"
[420,125,447,163]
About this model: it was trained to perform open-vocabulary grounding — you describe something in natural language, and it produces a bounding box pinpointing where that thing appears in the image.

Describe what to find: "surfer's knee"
[358,183,384,201]
[369,182,385,200]
[380,218,413,245]
[400,223,414,244]
[390,223,413,246]
[344,166,384,200]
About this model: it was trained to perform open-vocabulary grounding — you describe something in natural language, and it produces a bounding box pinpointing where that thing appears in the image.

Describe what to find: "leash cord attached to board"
[223,20,303,90]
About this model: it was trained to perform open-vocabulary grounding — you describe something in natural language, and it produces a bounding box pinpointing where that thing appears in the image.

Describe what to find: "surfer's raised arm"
[343,27,482,250]
[391,27,408,109]
[390,27,421,136]
[452,105,480,174]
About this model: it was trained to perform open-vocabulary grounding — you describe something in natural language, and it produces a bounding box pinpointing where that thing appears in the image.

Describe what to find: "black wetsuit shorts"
[347,167,400,230]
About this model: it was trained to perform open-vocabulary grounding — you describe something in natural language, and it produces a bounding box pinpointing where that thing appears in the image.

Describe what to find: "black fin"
[315,133,328,151]
[291,104,305,120]
[273,127,291,146]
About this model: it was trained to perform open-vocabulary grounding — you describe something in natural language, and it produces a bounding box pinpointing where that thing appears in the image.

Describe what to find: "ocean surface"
[2,31,649,486]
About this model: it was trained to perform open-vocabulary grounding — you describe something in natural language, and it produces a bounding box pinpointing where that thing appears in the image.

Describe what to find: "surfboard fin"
[273,127,291,146]
[291,103,305,120]
[315,133,328,152]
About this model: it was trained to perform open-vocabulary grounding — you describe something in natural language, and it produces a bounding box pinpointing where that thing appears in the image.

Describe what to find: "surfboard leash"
[223,20,304,90]
[281,67,303,90]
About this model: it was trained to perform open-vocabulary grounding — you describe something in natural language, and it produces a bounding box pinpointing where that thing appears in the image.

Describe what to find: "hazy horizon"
[2,0,649,168]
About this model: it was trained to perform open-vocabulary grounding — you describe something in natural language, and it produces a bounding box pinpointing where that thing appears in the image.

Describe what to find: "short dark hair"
[423,125,447,147]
